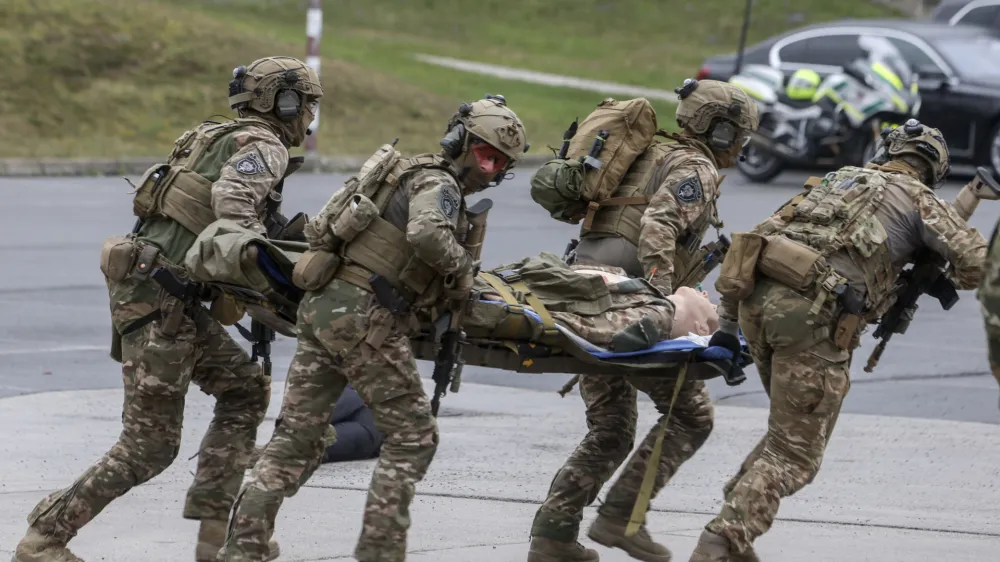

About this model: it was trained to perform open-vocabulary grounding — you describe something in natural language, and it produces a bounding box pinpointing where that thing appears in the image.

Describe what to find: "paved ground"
[1,167,998,560]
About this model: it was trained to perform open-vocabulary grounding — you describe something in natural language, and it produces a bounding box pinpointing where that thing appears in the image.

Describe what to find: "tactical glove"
[708,329,746,386]
[708,330,742,358]
[443,260,479,301]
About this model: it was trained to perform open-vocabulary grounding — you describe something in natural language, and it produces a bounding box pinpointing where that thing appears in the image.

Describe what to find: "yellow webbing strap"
[479,272,535,342]
[479,272,523,312]
[509,280,560,344]
[626,360,688,537]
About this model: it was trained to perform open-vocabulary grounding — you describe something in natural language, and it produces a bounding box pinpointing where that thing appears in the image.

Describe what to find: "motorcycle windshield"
[858,35,915,90]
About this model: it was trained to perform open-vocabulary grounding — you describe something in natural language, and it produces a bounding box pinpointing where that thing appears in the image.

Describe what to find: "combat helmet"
[871,118,950,186]
[440,94,529,191]
[674,79,759,151]
[227,56,324,146]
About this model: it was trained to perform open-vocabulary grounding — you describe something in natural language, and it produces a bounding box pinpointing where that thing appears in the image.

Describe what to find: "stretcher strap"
[479,272,523,311]
[479,272,532,341]
[510,280,561,345]
[626,358,688,537]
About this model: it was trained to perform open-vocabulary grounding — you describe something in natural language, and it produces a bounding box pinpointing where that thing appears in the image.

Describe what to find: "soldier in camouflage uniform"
[977,216,1000,407]
[528,79,759,562]
[12,56,323,562]
[695,120,987,561]
[217,95,528,562]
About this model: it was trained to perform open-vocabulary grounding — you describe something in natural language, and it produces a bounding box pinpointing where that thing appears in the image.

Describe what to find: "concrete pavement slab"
[2,381,998,560]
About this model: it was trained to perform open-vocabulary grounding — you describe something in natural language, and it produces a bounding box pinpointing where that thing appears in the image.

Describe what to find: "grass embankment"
[1,0,900,159]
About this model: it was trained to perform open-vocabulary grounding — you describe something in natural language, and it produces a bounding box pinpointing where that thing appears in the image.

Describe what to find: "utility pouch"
[757,235,823,291]
[99,235,136,283]
[132,163,171,218]
[292,250,341,291]
[833,312,862,350]
[132,244,161,281]
[159,296,186,337]
[210,293,245,325]
[715,232,765,301]
[331,193,380,244]
[110,328,123,363]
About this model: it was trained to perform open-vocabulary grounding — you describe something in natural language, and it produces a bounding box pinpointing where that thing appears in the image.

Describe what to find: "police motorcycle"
[729,36,921,183]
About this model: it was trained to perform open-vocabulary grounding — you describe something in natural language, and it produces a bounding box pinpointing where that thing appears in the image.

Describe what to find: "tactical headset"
[674,79,746,152]
[229,66,304,122]
[440,94,522,187]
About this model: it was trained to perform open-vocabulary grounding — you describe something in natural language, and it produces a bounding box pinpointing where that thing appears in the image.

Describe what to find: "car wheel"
[736,143,785,183]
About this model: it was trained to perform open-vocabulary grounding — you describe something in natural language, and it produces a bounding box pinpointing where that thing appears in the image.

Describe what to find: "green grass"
[1,0,902,159]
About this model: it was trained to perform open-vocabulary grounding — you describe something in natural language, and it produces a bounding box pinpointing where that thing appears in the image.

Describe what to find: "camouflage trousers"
[530,373,714,542]
[26,274,270,543]
[219,280,439,562]
[705,278,853,554]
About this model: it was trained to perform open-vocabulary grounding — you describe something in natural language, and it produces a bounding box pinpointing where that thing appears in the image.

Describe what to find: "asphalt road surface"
[1,166,997,425]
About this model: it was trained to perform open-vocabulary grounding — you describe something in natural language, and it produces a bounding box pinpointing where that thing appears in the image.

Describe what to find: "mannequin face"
[668,287,720,338]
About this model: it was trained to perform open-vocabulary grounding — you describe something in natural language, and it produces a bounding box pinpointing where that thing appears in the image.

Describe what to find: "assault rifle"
[429,198,493,417]
[236,319,275,379]
[865,167,1000,372]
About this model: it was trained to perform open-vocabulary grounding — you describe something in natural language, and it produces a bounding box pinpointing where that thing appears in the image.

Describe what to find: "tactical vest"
[582,137,722,289]
[132,118,277,235]
[303,146,467,308]
[761,166,897,321]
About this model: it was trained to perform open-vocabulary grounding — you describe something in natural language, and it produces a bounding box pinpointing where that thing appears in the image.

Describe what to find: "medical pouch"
[331,193,380,244]
[715,232,765,301]
[757,235,824,292]
[292,249,341,291]
[100,235,136,283]
[131,163,172,218]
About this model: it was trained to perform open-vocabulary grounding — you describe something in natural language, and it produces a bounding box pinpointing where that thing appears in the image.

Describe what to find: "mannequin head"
[668,286,719,337]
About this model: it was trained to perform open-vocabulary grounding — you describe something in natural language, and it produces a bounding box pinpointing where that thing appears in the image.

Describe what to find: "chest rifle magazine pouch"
[100,235,137,283]
[715,232,765,301]
[757,235,824,292]
[292,249,342,292]
[331,193,380,243]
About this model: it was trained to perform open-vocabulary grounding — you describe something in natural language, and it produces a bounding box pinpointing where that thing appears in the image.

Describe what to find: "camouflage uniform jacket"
[574,135,723,294]
[138,118,290,266]
[718,165,987,328]
[978,216,1000,385]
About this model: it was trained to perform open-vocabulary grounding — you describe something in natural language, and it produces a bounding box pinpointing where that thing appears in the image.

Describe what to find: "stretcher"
[408,298,751,383]
[225,247,751,384]
[175,238,751,386]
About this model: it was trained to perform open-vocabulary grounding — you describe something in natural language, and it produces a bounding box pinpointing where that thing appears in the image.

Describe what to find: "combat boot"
[526,536,600,562]
[587,515,672,562]
[687,530,759,562]
[12,527,84,562]
[197,520,280,562]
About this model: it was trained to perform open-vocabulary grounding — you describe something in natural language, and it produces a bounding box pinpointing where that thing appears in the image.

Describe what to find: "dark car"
[696,19,1000,176]
[930,0,1000,28]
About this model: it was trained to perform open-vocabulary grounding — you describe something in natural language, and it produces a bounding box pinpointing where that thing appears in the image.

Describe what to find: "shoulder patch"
[674,174,703,204]
[234,151,266,177]
[439,187,460,219]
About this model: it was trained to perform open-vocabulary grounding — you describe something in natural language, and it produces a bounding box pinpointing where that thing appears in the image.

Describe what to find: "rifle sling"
[119,301,211,337]
[121,310,162,336]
